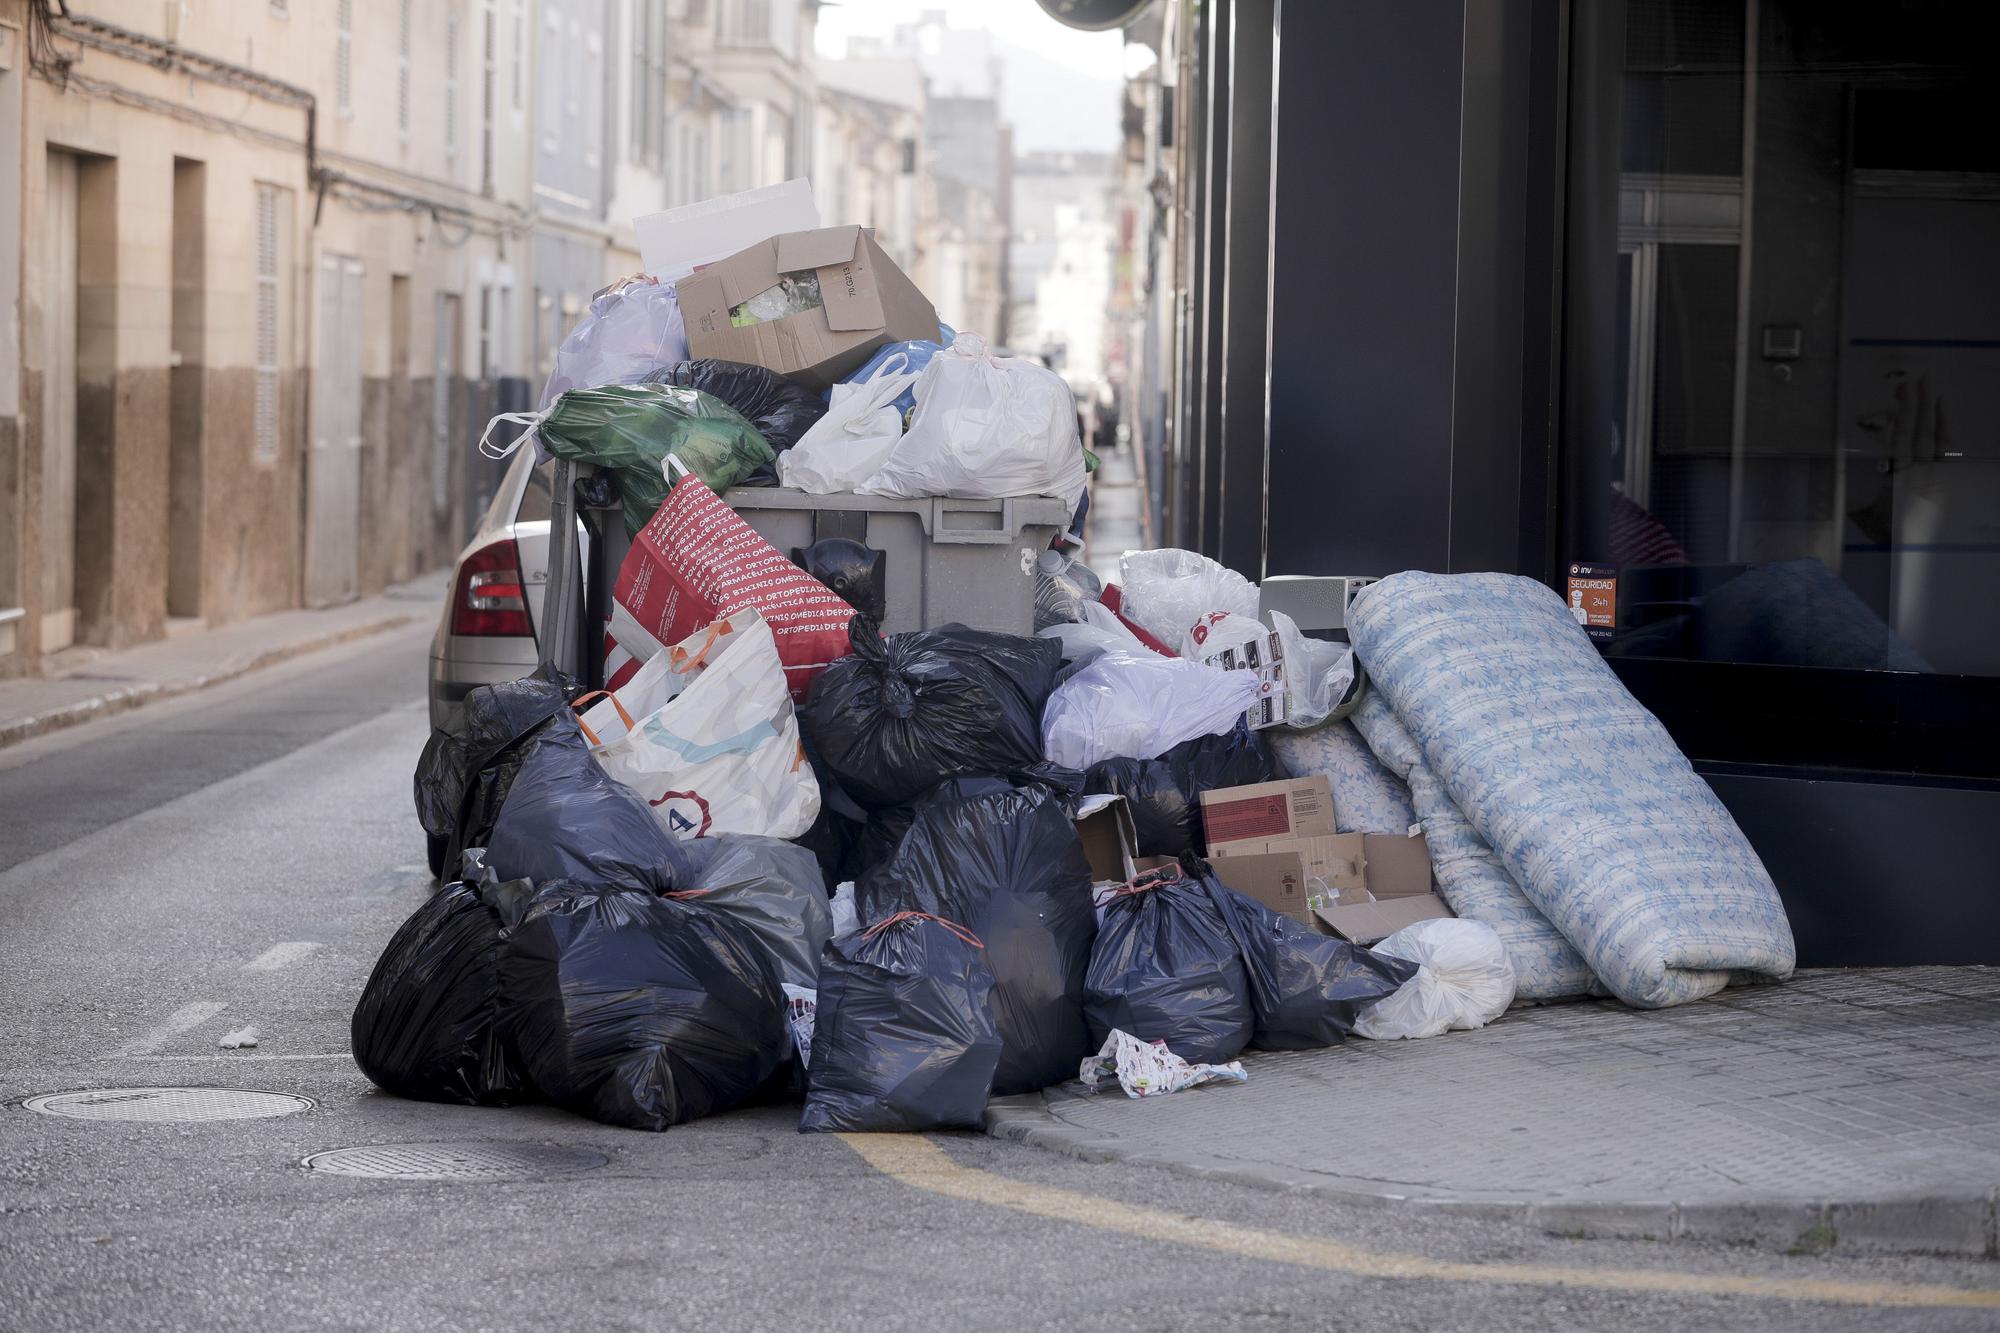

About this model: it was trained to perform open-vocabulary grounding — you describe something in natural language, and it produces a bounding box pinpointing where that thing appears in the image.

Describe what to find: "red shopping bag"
[605,476,857,701]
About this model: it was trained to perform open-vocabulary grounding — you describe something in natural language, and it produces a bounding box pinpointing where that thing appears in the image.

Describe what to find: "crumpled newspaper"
[1078,1029,1247,1099]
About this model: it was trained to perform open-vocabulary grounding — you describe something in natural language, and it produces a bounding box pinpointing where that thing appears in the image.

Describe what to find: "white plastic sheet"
[1079,1029,1247,1099]
[1118,548,1261,647]
[857,333,1086,508]
[1271,610,1357,730]
[1040,650,1263,770]
[1353,919,1517,1041]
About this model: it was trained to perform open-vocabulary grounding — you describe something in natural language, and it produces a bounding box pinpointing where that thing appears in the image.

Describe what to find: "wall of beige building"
[0,0,537,673]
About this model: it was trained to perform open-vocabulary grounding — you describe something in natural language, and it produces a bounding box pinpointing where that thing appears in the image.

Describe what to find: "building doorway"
[38,149,78,653]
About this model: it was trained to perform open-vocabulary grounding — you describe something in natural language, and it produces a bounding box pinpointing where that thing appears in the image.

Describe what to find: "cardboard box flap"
[1312,892,1454,946]
[775,225,863,273]
[1360,832,1435,899]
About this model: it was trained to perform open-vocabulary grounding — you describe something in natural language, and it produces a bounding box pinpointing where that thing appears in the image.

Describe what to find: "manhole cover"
[301,1142,609,1181]
[22,1088,315,1123]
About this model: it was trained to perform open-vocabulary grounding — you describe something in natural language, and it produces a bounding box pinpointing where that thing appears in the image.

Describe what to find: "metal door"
[39,150,78,651]
[307,253,364,605]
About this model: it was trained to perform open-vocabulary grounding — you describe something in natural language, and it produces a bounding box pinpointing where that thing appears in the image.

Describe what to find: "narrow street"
[0,628,1993,1331]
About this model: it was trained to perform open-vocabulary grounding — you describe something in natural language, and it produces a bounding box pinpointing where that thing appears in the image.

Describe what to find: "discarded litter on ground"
[355,186,1797,1137]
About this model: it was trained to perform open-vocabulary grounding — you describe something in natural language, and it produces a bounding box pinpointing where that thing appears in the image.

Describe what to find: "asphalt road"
[1,624,1995,1332]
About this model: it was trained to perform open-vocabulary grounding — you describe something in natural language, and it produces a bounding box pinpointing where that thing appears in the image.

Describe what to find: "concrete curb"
[0,614,416,751]
[983,1093,2000,1260]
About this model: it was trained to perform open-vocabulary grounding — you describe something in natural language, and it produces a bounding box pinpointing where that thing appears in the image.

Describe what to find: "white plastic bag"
[857,333,1086,508]
[1041,650,1264,770]
[1119,548,1260,647]
[778,355,921,493]
[1271,610,1357,730]
[829,881,859,939]
[583,608,820,841]
[1353,919,1517,1041]
[1039,600,1150,662]
[538,278,689,411]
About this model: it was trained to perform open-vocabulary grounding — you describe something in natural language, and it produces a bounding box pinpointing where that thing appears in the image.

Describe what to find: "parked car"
[428,450,580,732]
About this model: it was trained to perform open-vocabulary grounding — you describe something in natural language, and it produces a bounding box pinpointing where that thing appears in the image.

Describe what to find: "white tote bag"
[578,608,820,840]
[778,354,922,494]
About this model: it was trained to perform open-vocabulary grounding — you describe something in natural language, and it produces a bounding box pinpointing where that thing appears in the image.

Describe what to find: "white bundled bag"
[577,608,820,841]
[1119,548,1261,647]
[857,333,1086,508]
[1353,919,1517,1041]
[1041,651,1264,770]
[538,277,689,411]
[778,354,922,493]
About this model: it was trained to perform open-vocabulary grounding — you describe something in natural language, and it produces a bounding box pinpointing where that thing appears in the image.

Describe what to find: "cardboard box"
[1197,775,1336,846]
[676,225,938,387]
[1310,829,1453,945]
[1075,794,1140,885]
[634,178,821,280]
[1211,833,1365,896]
[1206,850,1316,926]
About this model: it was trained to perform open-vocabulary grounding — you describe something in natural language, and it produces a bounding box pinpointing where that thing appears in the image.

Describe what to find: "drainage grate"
[301,1142,609,1181]
[22,1088,316,1122]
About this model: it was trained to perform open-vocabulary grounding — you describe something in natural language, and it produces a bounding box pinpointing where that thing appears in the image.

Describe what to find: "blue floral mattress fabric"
[1343,571,1795,1009]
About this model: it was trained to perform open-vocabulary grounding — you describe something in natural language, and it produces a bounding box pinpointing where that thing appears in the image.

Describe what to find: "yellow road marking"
[838,1134,2000,1311]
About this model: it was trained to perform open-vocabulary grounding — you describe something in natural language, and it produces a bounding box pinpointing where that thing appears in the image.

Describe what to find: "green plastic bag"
[533,383,777,535]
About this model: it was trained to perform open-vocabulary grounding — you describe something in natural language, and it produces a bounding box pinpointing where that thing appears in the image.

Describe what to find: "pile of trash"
[362,186,1795,1134]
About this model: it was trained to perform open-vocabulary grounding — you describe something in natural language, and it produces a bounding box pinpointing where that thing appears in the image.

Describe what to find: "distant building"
[845,13,1010,343]
[1010,150,1117,393]
[813,57,933,292]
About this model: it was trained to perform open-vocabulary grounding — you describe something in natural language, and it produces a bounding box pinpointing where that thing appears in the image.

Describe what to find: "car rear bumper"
[430,638,540,732]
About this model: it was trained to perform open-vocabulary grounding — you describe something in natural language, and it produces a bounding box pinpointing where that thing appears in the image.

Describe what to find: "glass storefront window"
[1580,0,2000,677]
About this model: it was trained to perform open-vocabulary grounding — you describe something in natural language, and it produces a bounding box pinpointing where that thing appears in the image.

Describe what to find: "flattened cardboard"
[1312,892,1454,946]
[1198,776,1336,846]
[1212,832,1365,892]
[1206,850,1317,926]
[676,225,937,386]
[1359,832,1436,899]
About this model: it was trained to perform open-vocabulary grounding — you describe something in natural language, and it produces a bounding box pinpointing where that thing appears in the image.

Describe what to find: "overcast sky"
[815,0,1131,153]
[814,0,1127,77]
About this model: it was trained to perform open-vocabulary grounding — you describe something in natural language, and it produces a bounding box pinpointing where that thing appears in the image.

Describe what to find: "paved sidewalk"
[1083,443,1147,582]
[988,968,2000,1258]
[0,572,447,748]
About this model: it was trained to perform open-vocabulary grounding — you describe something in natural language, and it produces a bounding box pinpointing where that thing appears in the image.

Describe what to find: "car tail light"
[451,538,535,638]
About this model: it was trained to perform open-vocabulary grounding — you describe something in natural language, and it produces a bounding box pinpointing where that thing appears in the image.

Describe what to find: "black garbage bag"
[501,883,792,1131]
[484,708,695,894]
[804,618,1062,810]
[792,538,887,622]
[1084,863,1253,1065]
[856,778,1097,1095]
[1083,724,1277,857]
[800,912,1002,1132]
[791,724,868,887]
[644,358,827,487]
[413,674,572,879]
[350,854,536,1107]
[1195,854,1419,1049]
[674,835,832,993]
